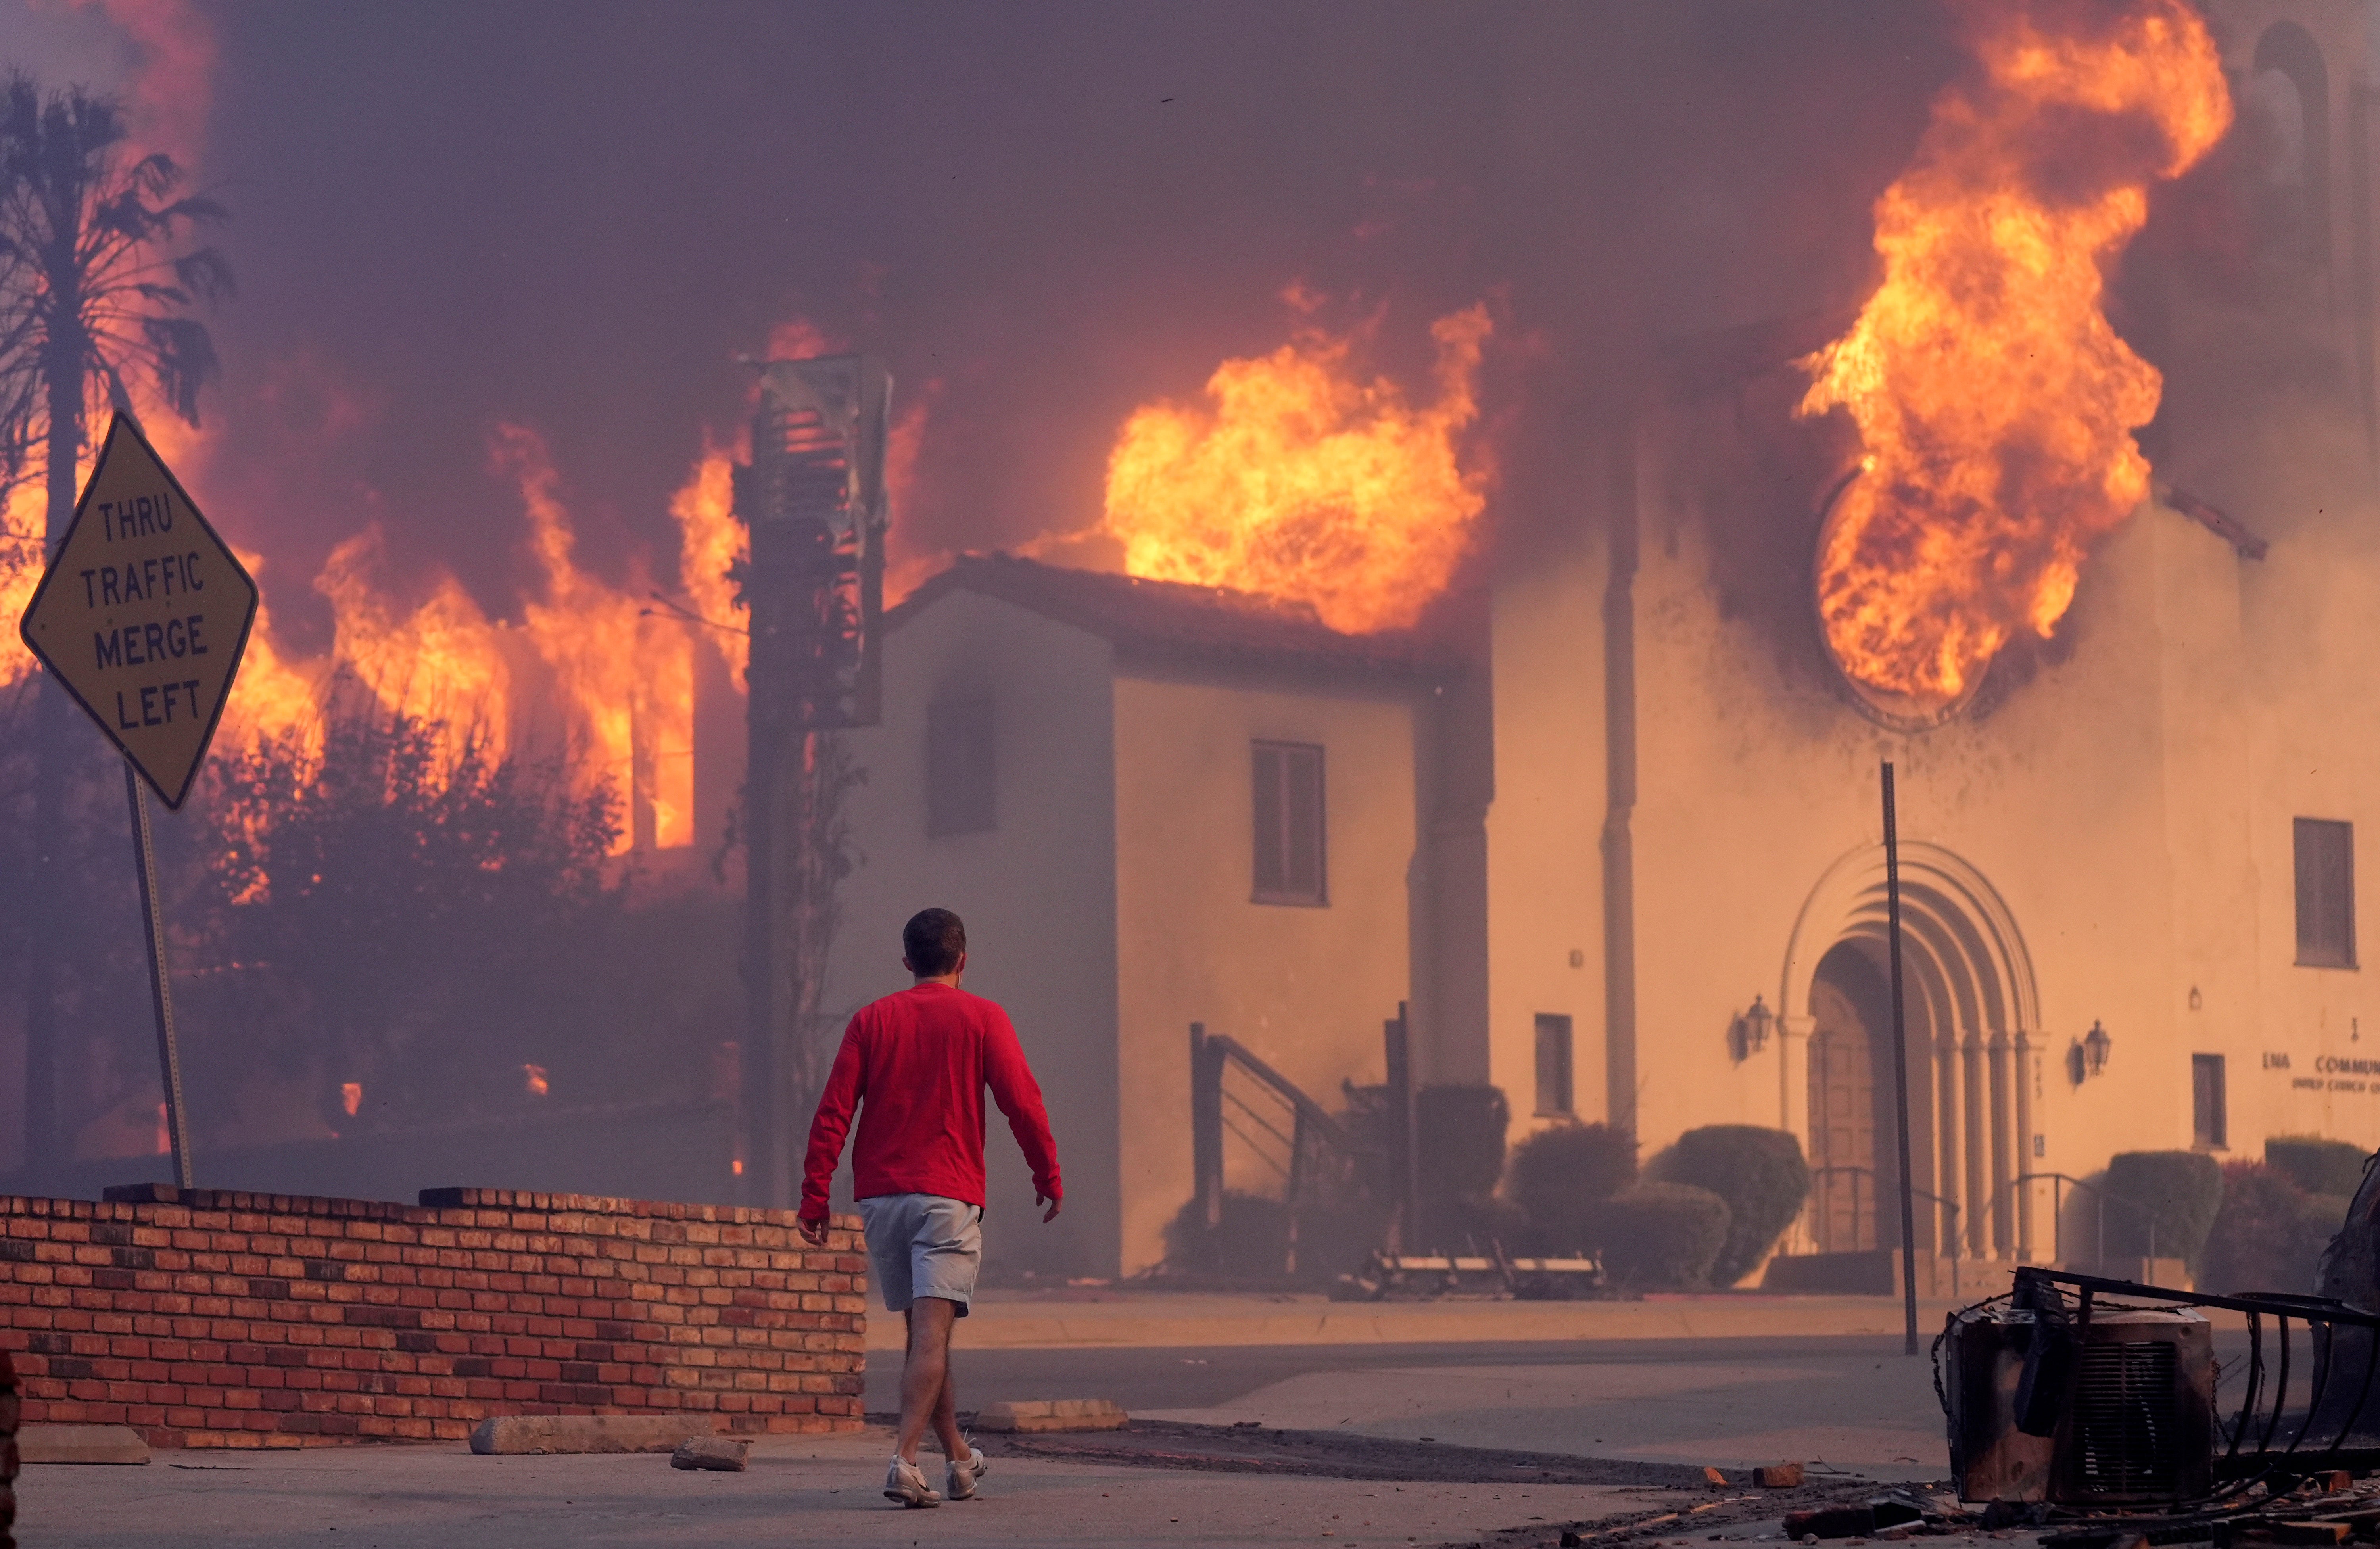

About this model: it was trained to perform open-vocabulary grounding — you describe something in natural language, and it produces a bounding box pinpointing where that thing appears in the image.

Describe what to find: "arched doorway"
[2248,19,2330,271]
[1781,841,2042,1260]
[1808,942,1891,1252]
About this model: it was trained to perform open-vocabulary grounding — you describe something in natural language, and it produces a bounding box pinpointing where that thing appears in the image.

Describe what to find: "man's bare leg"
[897,1299,968,1463]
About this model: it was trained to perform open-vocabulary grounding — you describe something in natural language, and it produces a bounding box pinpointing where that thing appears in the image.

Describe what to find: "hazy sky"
[0,1,1950,652]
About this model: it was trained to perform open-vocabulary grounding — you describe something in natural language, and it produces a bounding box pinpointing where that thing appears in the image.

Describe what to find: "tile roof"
[886,553,1456,681]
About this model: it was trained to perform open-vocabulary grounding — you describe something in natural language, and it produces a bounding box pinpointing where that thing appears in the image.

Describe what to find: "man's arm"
[981,1010,1062,1221]
[797,1019,868,1244]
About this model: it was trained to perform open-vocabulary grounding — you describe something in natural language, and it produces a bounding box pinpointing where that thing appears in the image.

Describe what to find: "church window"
[2192,1054,2228,1150]
[1534,1014,1574,1117]
[1252,741,1326,905]
[2295,817,2356,967]
[925,693,995,837]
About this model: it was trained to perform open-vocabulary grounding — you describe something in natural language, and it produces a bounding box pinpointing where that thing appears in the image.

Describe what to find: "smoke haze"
[2,0,1957,648]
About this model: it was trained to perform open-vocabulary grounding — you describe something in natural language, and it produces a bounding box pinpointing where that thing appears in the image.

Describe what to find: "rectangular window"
[925,694,995,837]
[2296,818,2357,967]
[1534,1014,1574,1117]
[1251,741,1326,905]
[2192,1054,2227,1150]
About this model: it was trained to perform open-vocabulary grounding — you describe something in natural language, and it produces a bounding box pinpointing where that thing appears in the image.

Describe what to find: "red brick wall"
[0,1184,868,1449]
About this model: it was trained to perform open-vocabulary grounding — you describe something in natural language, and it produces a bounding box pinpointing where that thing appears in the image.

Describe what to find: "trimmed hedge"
[2200,1160,2336,1295]
[1599,1182,1731,1289]
[1162,1190,1291,1280]
[2267,1136,2371,1200]
[1507,1122,1638,1254]
[2104,1150,2224,1269]
[1663,1126,1810,1287]
[1417,1085,1512,1200]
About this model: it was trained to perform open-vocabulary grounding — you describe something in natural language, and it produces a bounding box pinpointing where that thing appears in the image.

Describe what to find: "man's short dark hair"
[904,908,967,977]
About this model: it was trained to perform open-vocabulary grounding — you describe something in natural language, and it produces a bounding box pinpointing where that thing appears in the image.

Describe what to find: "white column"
[1962,1031,1988,1256]
[1987,1031,2014,1256]
[2013,1031,2036,1260]
[1780,1015,1815,1253]
[1935,1032,1964,1257]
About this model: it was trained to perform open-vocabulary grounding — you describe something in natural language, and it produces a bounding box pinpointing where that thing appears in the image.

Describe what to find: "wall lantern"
[2084,1019,2113,1077]
[1731,994,1774,1061]
[2067,1019,2114,1084]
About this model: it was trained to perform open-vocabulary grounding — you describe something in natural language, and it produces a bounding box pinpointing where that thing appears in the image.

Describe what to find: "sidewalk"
[883,1286,1997,1350]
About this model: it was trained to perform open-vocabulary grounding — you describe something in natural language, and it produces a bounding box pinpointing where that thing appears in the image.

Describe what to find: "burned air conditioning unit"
[1943,1279,2214,1507]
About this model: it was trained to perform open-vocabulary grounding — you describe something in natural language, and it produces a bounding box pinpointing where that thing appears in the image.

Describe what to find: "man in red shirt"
[797,907,1063,1508]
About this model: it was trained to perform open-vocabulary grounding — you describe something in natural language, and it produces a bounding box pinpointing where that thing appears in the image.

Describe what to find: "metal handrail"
[1188,1023,1362,1278]
[1206,1032,1350,1152]
[2010,1169,2161,1265]
[1802,1164,1965,1284]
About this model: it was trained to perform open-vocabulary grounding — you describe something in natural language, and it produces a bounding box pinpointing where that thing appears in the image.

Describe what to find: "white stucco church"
[823,0,2380,1282]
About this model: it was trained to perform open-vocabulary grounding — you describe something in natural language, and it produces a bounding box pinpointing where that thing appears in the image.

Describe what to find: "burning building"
[6,0,2369,1290]
[816,0,2380,1282]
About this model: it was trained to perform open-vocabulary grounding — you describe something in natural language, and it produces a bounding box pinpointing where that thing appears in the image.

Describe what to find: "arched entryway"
[1779,842,2042,1261]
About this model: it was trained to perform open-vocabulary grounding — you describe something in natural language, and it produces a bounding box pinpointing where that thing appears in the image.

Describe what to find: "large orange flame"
[668,440,745,687]
[1798,0,2230,712]
[1101,304,1492,634]
[218,433,697,856]
[313,526,513,751]
[0,481,39,689]
[500,425,694,851]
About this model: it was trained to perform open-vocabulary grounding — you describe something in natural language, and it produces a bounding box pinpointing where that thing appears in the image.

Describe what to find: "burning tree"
[0,73,230,1167]
[195,688,625,1133]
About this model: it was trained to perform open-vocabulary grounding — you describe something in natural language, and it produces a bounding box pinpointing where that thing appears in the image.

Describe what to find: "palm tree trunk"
[23,335,82,1179]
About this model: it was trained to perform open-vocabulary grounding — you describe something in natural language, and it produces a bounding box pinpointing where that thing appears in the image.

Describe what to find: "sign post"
[16,411,259,1188]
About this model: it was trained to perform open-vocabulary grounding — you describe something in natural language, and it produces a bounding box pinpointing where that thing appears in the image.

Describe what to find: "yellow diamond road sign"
[17,411,259,809]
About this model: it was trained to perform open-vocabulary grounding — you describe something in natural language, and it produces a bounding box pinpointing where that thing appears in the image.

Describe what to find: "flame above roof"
[888,553,1457,681]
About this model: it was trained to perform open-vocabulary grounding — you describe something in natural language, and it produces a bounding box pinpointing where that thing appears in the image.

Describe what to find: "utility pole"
[735,355,890,1209]
[1881,761,1919,1356]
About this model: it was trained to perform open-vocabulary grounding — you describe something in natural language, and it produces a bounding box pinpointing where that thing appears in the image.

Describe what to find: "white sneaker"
[946,1439,988,1500]
[884,1454,941,1508]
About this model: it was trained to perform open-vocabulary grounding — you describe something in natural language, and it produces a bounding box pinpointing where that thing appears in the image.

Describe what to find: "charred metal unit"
[1946,1267,2380,1511]
[1944,1298,2212,1506]
[739,354,891,1208]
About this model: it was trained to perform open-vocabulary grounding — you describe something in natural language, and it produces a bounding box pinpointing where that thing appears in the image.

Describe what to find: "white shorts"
[858,1193,983,1316]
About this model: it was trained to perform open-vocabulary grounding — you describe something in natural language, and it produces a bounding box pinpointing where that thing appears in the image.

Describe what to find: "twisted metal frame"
[2013,1266,2380,1493]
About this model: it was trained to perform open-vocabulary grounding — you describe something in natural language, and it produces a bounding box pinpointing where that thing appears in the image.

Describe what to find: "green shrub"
[1662,1126,1811,1287]
[1599,1182,1731,1289]
[2308,1193,2352,1264]
[2103,1150,2224,1269]
[1507,1122,1638,1253]
[1285,1187,1395,1287]
[2201,1161,2334,1294]
[1417,1085,1511,1200]
[2267,1136,2371,1200]
[1162,1191,1290,1280]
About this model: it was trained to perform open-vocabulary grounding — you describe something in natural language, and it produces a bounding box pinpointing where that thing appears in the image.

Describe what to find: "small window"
[1534,1015,1574,1117]
[1251,741,1325,905]
[2192,1054,2228,1149]
[2295,818,2356,967]
[926,694,995,837]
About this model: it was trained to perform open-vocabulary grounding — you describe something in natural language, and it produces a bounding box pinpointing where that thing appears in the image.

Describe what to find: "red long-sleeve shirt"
[798,982,1061,1223]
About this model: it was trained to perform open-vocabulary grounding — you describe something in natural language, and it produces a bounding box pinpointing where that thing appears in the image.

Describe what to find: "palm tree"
[0,73,229,1175]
